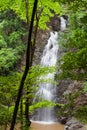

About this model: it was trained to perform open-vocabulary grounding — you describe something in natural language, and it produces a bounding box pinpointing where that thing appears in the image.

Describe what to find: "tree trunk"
[25,85,31,127]
[20,98,23,130]
[31,8,43,63]
[26,0,29,26]
[10,0,38,130]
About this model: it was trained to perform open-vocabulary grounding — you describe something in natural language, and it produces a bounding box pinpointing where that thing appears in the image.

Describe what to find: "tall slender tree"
[10,0,38,130]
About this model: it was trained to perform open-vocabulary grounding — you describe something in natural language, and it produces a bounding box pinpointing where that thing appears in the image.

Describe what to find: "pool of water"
[30,121,65,130]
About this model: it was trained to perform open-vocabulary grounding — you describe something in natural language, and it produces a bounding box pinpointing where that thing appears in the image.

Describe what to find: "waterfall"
[60,17,67,31]
[31,17,67,123]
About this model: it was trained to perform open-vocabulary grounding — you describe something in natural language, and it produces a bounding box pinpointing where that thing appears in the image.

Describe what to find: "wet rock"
[56,79,72,103]
[63,80,87,110]
[65,117,86,130]
[47,15,60,31]
[64,80,83,95]
[61,81,87,130]
[59,117,68,124]
[33,30,50,65]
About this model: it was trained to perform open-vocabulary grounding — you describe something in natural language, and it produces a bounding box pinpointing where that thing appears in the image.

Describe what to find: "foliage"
[59,102,87,123]
[37,0,61,29]
[57,93,77,117]
[25,65,57,99]
[0,35,7,49]
[0,72,22,125]
[57,10,87,80]
[57,0,87,11]
[57,91,87,123]
[56,0,87,124]
[0,0,61,29]
[83,81,87,92]
[0,106,14,125]
[26,65,57,83]
[75,105,87,123]
[0,48,18,74]
[0,72,22,106]
[30,100,56,113]
[0,10,26,74]
[0,65,57,126]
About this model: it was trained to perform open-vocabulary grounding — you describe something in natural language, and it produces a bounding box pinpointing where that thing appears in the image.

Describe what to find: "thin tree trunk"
[31,8,43,63]
[20,98,23,130]
[30,18,39,64]
[25,85,31,127]
[10,1,38,130]
[26,0,29,26]
[25,42,32,127]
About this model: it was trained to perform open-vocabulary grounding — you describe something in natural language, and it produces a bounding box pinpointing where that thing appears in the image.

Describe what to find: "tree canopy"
[0,0,61,29]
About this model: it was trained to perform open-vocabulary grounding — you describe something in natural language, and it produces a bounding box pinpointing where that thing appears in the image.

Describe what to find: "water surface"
[30,122,64,130]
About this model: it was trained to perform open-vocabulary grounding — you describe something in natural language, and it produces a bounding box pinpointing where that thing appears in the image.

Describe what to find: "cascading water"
[31,17,67,123]
[60,17,67,31]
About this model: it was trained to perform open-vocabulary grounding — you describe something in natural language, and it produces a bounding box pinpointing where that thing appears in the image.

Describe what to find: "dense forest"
[0,0,87,130]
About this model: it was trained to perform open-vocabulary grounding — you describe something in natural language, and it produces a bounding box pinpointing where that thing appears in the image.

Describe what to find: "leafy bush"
[57,11,87,80]
[0,106,14,125]
[0,72,22,105]
[0,48,19,74]
[0,35,7,49]
[0,72,22,125]
[0,10,27,74]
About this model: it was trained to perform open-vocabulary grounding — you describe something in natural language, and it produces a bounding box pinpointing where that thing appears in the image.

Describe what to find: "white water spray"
[60,17,67,31]
[31,17,67,123]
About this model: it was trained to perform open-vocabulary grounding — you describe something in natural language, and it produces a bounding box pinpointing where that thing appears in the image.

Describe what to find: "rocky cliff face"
[33,30,50,65]
[64,80,87,109]
[63,81,87,130]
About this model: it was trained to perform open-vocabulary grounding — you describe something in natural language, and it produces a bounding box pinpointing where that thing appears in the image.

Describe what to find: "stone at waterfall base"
[65,117,86,130]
